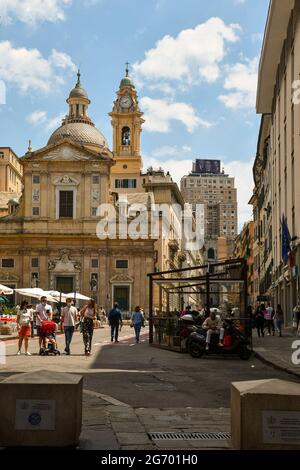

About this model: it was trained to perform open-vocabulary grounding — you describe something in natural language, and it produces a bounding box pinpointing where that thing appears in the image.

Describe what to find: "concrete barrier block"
[231,379,300,450]
[0,370,83,447]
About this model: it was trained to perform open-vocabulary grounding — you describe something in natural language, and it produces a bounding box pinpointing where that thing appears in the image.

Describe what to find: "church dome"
[48,122,108,149]
[69,85,89,100]
[120,76,135,89]
[68,70,90,101]
[47,71,109,150]
[120,63,135,88]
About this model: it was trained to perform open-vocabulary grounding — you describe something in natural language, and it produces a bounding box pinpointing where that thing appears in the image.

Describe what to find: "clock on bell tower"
[109,64,145,193]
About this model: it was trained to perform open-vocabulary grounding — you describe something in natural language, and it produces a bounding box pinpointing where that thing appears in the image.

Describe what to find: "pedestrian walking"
[36,296,53,349]
[98,306,107,325]
[27,304,35,338]
[264,303,275,336]
[108,302,122,343]
[131,306,145,343]
[274,304,284,337]
[293,302,300,331]
[80,299,96,356]
[60,298,78,355]
[255,304,265,338]
[16,301,33,356]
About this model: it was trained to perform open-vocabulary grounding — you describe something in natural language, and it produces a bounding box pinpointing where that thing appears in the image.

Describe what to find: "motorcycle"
[187,318,252,360]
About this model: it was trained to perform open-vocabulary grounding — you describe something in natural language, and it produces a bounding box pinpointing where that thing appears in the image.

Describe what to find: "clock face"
[120,95,132,109]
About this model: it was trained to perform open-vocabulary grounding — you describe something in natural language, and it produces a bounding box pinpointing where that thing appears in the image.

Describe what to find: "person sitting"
[202,311,225,350]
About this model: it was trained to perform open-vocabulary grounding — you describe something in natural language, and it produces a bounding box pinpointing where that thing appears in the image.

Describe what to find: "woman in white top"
[17,301,33,355]
[80,299,96,356]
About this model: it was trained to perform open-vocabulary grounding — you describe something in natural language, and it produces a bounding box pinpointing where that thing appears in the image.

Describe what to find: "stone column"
[39,253,48,290]
[22,255,31,288]
[24,172,32,218]
[82,253,90,295]
[99,251,108,309]
[40,171,48,218]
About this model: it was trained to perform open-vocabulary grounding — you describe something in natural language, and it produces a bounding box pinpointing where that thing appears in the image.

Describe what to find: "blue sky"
[0,0,270,228]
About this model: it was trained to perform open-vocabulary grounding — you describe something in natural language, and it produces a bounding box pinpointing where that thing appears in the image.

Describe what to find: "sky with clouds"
[0,0,270,229]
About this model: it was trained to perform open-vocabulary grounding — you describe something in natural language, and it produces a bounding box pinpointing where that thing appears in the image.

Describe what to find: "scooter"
[187,319,252,360]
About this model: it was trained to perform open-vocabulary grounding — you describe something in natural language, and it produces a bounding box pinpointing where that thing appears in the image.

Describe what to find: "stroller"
[39,320,60,356]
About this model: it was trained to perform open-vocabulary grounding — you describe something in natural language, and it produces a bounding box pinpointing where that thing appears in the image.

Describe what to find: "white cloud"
[0,0,72,26]
[143,155,254,230]
[26,110,47,125]
[152,145,192,158]
[133,18,240,87]
[27,110,64,130]
[147,82,176,97]
[141,97,213,133]
[49,49,77,71]
[0,41,76,93]
[219,57,258,109]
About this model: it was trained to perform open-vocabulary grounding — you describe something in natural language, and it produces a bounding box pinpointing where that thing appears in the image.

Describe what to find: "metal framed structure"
[148,258,249,351]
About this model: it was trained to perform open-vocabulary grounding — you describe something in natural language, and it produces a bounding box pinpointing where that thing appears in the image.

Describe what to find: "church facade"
[0,71,156,313]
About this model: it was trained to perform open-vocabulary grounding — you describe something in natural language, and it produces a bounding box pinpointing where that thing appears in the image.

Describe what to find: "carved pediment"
[48,251,81,273]
[43,145,91,161]
[110,274,134,284]
[53,175,79,186]
[0,271,20,282]
[22,140,113,163]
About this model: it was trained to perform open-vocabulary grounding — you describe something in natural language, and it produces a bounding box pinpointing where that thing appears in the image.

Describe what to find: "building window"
[116,260,128,269]
[122,127,131,146]
[32,207,40,216]
[2,259,14,268]
[207,248,215,260]
[91,258,99,268]
[91,207,98,217]
[32,175,40,184]
[115,179,137,189]
[0,152,4,159]
[92,175,100,185]
[59,191,73,218]
[31,258,39,268]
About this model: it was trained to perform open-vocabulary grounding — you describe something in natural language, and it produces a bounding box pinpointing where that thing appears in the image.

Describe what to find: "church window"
[115,179,136,189]
[92,175,100,185]
[32,207,40,216]
[32,175,40,184]
[91,259,99,268]
[91,207,98,217]
[116,260,128,269]
[59,190,73,218]
[31,258,39,268]
[122,127,131,146]
[2,258,14,268]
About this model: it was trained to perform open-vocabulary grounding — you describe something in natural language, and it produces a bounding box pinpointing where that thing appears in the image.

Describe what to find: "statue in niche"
[90,273,98,292]
[31,273,39,288]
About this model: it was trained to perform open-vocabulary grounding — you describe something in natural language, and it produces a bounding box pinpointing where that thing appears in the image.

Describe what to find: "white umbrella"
[14,288,58,303]
[65,292,91,301]
[0,283,13,295]
[44,290,67,302]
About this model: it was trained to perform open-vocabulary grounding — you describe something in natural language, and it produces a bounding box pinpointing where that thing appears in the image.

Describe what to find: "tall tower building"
[109,65,145,193]
[181,159,238,261]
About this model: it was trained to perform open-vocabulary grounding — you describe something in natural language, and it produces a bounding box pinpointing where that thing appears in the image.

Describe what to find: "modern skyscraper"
[181,159,238,261]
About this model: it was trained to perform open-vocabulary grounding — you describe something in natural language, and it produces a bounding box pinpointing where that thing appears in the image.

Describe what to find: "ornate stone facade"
[0,75,155,313]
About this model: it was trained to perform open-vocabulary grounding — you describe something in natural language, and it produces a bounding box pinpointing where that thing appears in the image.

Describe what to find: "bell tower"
[109,64,145,192]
